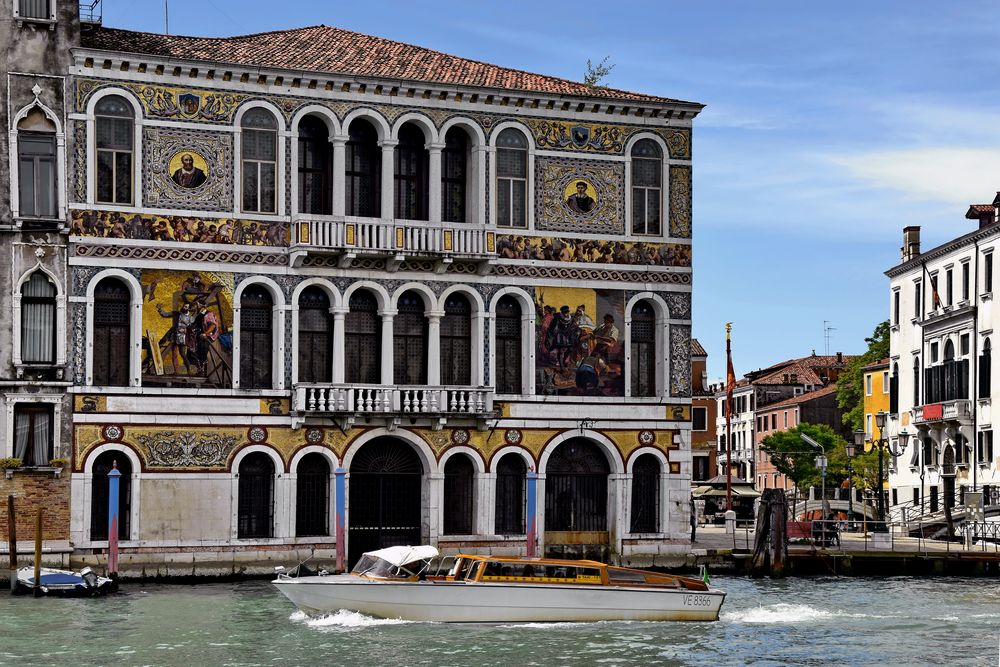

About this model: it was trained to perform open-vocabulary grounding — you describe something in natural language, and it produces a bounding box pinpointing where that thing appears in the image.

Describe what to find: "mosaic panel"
[663,293,692,320]
[71,120,87,203]
[497,235,690,268]
[528,119,629,153]
[493,264,690,285]
[669,165,692,239]
[143,127,233,210]
[535,156,624,234]
[73,243,288,266]
[71,210,288,246]
[76,80,248,123]
[670,324,692,398]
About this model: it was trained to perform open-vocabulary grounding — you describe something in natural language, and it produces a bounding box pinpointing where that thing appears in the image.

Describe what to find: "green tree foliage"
[760,423,849,489]
[848,449,881,491]
[584,56,615,88]
[836,320,890,432]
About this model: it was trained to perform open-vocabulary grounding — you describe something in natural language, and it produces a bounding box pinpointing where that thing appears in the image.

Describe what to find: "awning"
[362,545,439,567]
[693,485,760,499]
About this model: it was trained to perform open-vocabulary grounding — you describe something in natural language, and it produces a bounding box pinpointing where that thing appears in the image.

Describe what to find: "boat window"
[482,561,504,578]
[464,562,483,582]
[351,556,410,579]
[607,568,647,584]
[450,558,468,579]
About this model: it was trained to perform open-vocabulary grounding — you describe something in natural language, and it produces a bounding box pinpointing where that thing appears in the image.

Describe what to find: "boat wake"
[290,609,413,629]
[724,603,899,624]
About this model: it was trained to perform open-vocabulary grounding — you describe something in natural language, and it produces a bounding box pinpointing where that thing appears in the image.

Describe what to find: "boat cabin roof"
[363,545,439,567]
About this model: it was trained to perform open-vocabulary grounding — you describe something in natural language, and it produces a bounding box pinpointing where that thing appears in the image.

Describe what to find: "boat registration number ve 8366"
[682,594,714,607]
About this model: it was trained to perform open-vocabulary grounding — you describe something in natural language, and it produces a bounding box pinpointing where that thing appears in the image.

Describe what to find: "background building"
[690,339,716,484]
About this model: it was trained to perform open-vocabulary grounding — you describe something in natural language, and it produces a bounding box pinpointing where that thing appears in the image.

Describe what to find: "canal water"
[0,576,996,666]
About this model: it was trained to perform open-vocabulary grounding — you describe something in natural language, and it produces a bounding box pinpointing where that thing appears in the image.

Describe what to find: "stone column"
[379,139,397,219]
[331,306,347,384]
[428,142,445,223]
[331,136,347,217]
[426,310,444,386]
[380,310,396,385]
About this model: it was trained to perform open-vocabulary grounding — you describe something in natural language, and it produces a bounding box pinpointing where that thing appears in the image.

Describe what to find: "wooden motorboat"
[273,546,725,622]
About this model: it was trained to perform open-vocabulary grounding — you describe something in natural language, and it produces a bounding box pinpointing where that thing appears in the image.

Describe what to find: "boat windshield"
[351,556,411,579]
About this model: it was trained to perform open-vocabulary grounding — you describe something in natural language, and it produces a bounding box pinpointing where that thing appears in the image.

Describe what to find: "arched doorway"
[90,451,132,541]
[237,452,275,539]
[545,438,610,534]
[348,438,423,567]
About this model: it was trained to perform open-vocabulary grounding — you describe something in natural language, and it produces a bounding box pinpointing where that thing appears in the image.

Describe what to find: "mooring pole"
[526,471,538,558]
[334,468,346,572]
[7,495,17,593]
[32,508,42,597]
[107,462,121,577]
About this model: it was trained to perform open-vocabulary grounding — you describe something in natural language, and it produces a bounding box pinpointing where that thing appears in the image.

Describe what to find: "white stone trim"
[12,262,66,367]
[289,105,342,218]
[488,287,535,396]
[230,444,288,540]
[488,121,535,230]
[233,100,287,217]
[290,278,342,385]
[232,276,287,390]
[623,132,669,241]
[84,268,143,387]
[84,87,144,207]
[9,95,66,221]
[624,292,671,398]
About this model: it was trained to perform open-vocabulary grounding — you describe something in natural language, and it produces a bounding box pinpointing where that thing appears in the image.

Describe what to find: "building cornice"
[885,224,1000,278]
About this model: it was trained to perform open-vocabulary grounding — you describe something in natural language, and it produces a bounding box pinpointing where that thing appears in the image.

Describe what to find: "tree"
[836,320,890,432]
[584,56,615,88]
[848,449,880,491]
[760,422,849,490]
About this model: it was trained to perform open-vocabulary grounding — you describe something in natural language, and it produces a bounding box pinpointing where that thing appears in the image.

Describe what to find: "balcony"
[294,383,494,428]
[289,218,495,271]
[912,399,972,425]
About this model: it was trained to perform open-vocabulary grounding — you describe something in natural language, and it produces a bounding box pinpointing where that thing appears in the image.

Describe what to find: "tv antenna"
[164,0,169,34]
[823,320,836,356]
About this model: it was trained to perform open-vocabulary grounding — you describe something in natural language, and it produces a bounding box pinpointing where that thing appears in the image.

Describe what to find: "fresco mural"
[536,287,624,397]
[497,235,691,267]
[140,270,234,388]
[71,211,288,246]
[536,157,624,234]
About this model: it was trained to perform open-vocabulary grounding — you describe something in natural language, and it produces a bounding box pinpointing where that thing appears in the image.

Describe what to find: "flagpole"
[723,323,737,516]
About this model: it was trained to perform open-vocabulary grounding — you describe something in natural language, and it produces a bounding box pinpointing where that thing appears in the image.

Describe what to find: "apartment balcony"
[289,218,496,272]
[912,399,972,426]
[293,383,494,428]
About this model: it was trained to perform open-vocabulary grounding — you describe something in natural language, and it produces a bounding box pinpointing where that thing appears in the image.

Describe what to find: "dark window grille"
[496,128,527,228]
[18,132,57,217]
[495,455,526,535]
[544,439,609,532]
[495,296,522,394]
[296,453,330,537]
[963,262,970,301]
[95,96,133,205]
[923,359,969,404]
[238,452,274,538]
[631,139,662,235]
[93,277,130,386]
[393,292,427,385]
[987,253,995,293]
[12,403,53,466]
[348,438,423,567]
[443,454,475,534]
[21,271,56,363]
[239,286,273,389]
[630,454,660,533]
[90,451,132,541]
[929,486,939,513]
[18,0,50,18]
[241,108,277,213]
[630,300,656,397]
[440,293,471,386]
[442,127,468,223]
[345,289,381,384]
[345,119,380,217]
[298,286,331,383]
[913,357,921,406]
[394,124,428,220]
[692,406,707,431]
[889,363,899,413]
[980,339,991,399]
[297,115,331,215]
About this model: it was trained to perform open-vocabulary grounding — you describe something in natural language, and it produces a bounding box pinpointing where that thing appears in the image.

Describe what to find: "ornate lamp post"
[847,435,858,530]
[869,412,910,530]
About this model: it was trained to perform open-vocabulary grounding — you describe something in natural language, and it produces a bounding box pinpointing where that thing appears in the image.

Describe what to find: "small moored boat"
[14,566,116,597]
[273,546,725,622]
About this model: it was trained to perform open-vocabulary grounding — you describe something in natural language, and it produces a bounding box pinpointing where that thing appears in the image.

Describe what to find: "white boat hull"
[273,575,725,622]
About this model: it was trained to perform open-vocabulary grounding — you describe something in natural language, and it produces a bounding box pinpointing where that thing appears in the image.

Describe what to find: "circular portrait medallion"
[167,150,210,189]
[563,178,598,215]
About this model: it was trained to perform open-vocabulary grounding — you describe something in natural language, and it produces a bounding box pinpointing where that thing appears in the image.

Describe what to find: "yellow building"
[862,359,891,447]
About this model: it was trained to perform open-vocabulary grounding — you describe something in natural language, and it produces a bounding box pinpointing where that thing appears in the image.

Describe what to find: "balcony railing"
[291,218,495,263]
[912,399,972,424]
[295,383,494,416]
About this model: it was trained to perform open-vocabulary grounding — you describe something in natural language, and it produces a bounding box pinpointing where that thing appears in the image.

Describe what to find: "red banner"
[922,403,943,420]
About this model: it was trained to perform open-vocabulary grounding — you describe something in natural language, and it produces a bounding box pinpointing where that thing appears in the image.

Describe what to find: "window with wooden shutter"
[630,300,656,397]
[442,127,468,223]
[239,286,273,389]
[630,454,660,533]
[495,454,526,535]
[494,295,522,394]
[238,452,274,538]
[92,277,131,386]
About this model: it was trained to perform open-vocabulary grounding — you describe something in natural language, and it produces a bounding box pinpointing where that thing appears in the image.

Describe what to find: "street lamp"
[799,433,827,517]
[847,434,858,530]
[869,411,910,529]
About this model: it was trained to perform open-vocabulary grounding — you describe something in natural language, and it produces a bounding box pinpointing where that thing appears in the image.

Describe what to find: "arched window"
[495,454,526,535]
[237,452,274,538]
[95,95,134,205]
[345,119,380,218]
[443,454,475,534]
[298,286,332,383]
[241,108,278,214]
[239,286,273,389]
[496,128,527,228]
[913,357,920,406]
[630,300,657,397]
[297,115,331,215]
[944,340,955,361]
[630,454,660,533]
[890,362,899,413]
[21,271,56,364]
[393,291,427,385]
[631,139,662,235]
[494,295,522,394]
[545,439,610,531]
[394,123,428,220]
[17,108,57,218]
[296,453,330,537]
[440,293,471,386]
[92,277,131,387]
[90,452,132,541]
[442,127,469,223]
[345,289,381,384]
[980,339,991,399]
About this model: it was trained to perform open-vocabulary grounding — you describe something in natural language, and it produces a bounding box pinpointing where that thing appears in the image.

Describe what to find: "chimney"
[902,226,920,261]
[979,209,996,229]
[836,351,843,364]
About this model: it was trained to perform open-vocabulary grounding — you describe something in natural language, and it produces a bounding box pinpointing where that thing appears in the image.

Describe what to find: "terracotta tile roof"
[81,25,696,105]
[753,362,824,387]
[966,203,994,219]
[861,358,889,372]
[757,384,837,411]
[691,338,707,356]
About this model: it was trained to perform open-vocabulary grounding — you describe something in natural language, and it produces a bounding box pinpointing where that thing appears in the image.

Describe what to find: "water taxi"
[273,546,725,622]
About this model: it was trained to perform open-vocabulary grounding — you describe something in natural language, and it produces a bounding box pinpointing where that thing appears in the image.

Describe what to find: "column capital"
[380,310,398,320]
[379,139,399,148]
[330,135,348,146]
[426,309,446,320]
[427,142,446,152]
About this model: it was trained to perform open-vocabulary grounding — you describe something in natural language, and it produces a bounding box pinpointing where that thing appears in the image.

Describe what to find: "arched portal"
[348,437,423,566]
[90,451,133,541]
[544,438,610,533]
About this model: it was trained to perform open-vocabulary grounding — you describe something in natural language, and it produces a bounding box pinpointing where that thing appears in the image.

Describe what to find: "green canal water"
[0,576,996,666]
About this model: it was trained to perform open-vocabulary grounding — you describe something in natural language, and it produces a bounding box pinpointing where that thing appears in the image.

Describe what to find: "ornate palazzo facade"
[2,3,701,573]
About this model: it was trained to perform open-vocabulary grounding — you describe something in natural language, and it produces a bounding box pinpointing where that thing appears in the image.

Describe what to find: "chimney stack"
[902,226,921,262]
[836,351,843,364]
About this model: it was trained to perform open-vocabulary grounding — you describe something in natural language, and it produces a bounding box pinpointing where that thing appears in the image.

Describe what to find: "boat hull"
[274,574,725,622]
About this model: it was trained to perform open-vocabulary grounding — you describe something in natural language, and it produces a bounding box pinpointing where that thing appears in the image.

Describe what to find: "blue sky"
[106,1,1000,381]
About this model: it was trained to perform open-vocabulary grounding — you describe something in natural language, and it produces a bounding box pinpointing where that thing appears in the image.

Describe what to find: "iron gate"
[348,439,423,567]
[545,439,610,532]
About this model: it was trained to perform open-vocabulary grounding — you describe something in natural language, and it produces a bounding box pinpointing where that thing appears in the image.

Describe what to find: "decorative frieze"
[669,165,692,239]
[143,127,233,210]
[670,325,692,397]
[497,235,691,268]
